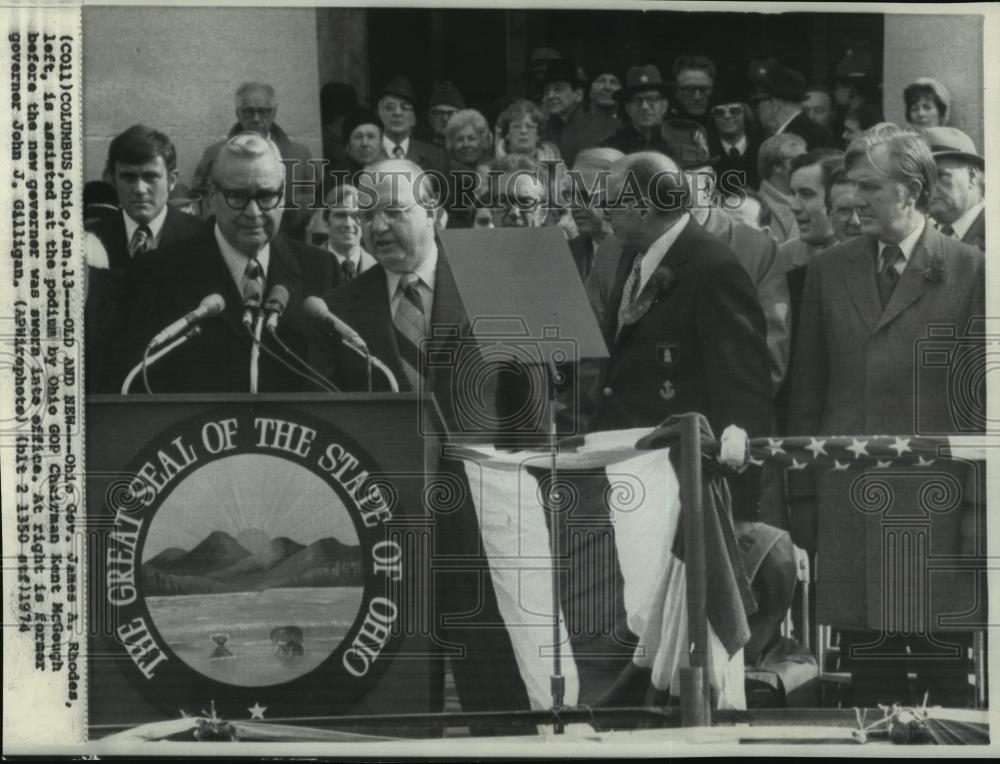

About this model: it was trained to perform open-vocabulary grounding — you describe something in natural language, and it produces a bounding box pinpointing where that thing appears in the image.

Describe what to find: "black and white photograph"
[0,0,996,756]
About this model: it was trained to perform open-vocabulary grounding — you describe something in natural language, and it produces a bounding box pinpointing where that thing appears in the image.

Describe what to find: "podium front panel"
[86,394,441,734]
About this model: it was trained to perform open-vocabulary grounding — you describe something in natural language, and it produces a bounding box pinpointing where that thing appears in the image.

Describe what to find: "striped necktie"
[393,272,426,391]
[129,224,152,257]
[615,254,644,338]
[392,143,405,159]
[242,258,265,301]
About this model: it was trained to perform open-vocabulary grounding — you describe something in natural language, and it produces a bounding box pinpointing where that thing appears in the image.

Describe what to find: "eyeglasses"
[429,107,458,119]
[238,107,275,118]
[831,205,864,218]
[359,201,421,224]
[496,195,543,212]
[711,105,743,118]
[679,85,711,96]
[213,184,284,211]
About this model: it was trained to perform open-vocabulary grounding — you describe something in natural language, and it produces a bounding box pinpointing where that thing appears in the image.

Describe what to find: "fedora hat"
[923,126,984,169]
[749,59,807,102]
[616,64,671,103]
[543,59,587,89]
[379,76,418,107]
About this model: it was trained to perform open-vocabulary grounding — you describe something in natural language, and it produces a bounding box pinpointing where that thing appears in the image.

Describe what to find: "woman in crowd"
[903,77,951,128]
[841,101,883,145]
[443,109,493,227]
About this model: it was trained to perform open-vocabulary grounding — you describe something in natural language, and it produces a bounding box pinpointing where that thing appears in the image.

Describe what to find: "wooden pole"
[680,413,710,726]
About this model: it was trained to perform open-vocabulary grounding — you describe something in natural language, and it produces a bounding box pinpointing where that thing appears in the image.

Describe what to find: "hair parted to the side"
[757,133,807,183]
[789,148,845,192]
[845,125,937,210]
[106,124,178,175]
[210,132,284,183]
[235,81,276,105]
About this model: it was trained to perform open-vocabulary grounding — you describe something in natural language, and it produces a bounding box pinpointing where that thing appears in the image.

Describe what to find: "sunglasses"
[711,105,743,118]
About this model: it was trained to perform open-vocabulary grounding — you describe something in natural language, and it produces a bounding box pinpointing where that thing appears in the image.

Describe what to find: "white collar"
[720,135,748,155]
[877,216,926,272]
[637,213,691,292]
[214,224,271,292]
[385,244,438,306]
[948,200,985,240]
[774,110,800,136]
[383,135,411,158]
[123,205,169,249]
[327,242,376,272]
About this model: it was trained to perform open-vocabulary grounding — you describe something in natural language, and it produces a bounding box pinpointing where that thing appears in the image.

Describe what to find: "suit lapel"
[840,237,882,333]
[195,228,247,339]
[874,224,936,332]
[346,266,408,389]
[606,246,640,343]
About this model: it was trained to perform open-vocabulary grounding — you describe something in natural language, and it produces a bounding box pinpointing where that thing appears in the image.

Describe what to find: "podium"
[86,393,443,735]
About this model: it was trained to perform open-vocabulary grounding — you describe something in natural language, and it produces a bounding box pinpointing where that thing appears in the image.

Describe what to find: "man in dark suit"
[591,152,773,517]
[111,133,337,394]
[925,127,985,251]
[86,124,200,271]
[750,59,836,152]
[540,60,618,166]
[600,65,674,155]
[309,159,537,728]
[788,128,985,707]
[376,77,448,178]
[707,85,761,191]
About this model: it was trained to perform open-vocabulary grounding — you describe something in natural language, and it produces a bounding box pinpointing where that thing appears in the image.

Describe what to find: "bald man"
[111,132,337,393]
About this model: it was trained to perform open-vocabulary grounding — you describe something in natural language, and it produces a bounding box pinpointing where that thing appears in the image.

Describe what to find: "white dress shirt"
[386,245,438,331]
[877,217,926,276]
[124,205,169,250]
[215,224,271,292]
[637,213,691,292]
[383,136,411,159]
[327,242,376,275]
[720,135,748,157]
[946,200,985,241]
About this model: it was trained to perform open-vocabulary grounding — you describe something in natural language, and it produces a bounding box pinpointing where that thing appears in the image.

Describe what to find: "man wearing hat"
[707,84,761,190]
[376,76,448,176]
[600,64,673,155]
[750,59,835,151]
[423,81,465,148]
[925,127,985,251]
[541,60,618,166]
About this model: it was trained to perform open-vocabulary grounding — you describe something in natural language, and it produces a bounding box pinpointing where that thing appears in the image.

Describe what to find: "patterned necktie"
[939,223,956,238]
[392,143,405,159]
[393,272,426,390]
[876,245,903,310]
[341,259,357,282]
[242,258,265,301]
[616,254,644,338]
[129,224,152,257]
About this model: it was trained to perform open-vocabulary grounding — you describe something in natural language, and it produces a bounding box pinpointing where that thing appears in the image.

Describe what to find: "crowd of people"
[83,47,986,714]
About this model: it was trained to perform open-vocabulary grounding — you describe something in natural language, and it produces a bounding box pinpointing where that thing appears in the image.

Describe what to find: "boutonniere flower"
[921,253,947,284]
[648,267,677,297]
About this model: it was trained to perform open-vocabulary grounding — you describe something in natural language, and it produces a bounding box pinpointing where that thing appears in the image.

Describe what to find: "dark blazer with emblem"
[108,222,338,394]
[781,112,836,152]
[87,207,201,272]
[589,219,773,516]
[787,223,985,631]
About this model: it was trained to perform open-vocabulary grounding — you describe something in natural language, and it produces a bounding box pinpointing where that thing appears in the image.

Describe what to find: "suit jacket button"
[603,386,613,397]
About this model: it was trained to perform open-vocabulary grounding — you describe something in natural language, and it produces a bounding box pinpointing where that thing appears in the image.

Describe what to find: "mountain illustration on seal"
[142,530,363,596]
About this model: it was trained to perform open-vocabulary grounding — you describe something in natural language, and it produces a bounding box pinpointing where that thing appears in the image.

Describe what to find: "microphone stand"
[249,313,264,393]
[341,339,399,393]
[121,326,203,395]
[543,356,565,732]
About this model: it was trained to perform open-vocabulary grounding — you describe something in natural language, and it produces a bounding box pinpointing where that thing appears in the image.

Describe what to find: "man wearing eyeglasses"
[112,133,335,393]
[706,84,761,191]
[191,82,315,234]
[600,65,674,155]
[669,55,716,128]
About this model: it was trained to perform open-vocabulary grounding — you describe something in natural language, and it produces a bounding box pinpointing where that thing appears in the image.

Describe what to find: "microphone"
[148,294,225,349]
[264,285,290,334]
[304,296,368,351]
[242,285,263,330]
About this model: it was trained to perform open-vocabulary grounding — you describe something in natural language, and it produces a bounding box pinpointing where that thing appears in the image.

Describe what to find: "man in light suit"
[86,124,201,272]
[788,127,985,707]
[112,133,337,394]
